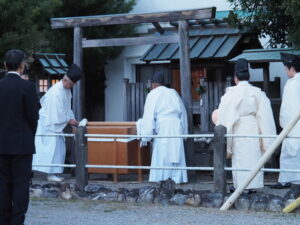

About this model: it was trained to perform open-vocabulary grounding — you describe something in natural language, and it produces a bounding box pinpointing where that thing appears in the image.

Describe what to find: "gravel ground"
[26,199,300,225]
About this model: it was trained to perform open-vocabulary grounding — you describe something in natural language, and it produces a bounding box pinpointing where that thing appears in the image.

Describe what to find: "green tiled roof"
[142,26,242,61]
[230,48,300,63]
[34,53,68,75]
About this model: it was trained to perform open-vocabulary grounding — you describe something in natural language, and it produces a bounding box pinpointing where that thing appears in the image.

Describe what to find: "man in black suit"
[0,49,39,225]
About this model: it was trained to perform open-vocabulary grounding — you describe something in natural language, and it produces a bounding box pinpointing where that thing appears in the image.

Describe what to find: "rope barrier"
[35,133,75,137]
[34,133,300,139]
[31,163,300,173]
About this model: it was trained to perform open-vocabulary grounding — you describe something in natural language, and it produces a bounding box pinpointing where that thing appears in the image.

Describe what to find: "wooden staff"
[283,197,300,213]
[220,110,300,211]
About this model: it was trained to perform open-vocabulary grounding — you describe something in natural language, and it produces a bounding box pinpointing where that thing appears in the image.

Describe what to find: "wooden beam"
[152,22,165,35]
[179,20,194,171]
[73,27,83,120]
[82,34,179,48]
[51,7,216,29]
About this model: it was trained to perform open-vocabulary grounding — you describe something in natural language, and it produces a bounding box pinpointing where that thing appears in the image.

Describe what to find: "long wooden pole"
[283,197,300,213]
[220,109,300,211]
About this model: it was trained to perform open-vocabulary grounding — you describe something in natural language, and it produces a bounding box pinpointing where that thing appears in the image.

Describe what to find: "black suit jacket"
[0,73,39,155]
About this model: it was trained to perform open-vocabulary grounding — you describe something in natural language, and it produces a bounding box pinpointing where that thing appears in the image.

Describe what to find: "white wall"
[105,0,232,121]
[104,0,287,121]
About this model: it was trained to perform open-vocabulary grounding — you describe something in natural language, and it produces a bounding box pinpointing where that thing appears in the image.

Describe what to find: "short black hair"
[235,71,250,81]
[4,49,26,71]
[285,63,300,72]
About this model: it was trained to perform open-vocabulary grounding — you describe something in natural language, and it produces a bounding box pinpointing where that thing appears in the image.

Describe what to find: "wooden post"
[225,76,232,88]
[137,143,143,182]
[263,63,270,97]
[179,20,194,171]
[123,78,130,121]
[213,125,227,196]
[73,27,83,120]
[113,138,118,183]
[200,78,209,132]
[75,126,88,192]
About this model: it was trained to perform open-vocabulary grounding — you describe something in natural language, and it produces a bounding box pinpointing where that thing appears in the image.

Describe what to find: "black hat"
[66,63,82,83]
[280,53,300,66]
[234,58,250,81]
[152,71,164,84]
[234,58,249,74]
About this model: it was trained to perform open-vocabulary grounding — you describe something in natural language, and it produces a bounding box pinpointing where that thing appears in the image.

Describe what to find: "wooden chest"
[86,122,150,181]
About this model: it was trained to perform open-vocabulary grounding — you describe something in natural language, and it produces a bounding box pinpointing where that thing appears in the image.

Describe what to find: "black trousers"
[0,155,32,225]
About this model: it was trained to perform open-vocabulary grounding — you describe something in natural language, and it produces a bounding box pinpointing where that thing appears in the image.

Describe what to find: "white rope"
[84,134,214,138]
[31,163,300,173]
[35,133,75,137]
[225,134,300,139]
[34,133,300,139]
[32,164,76,168]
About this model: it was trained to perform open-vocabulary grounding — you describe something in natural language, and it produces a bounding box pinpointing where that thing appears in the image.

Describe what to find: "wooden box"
[86,122,150,181]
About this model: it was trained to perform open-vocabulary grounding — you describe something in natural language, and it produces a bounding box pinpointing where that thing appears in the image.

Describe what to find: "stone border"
[30,179,300,213]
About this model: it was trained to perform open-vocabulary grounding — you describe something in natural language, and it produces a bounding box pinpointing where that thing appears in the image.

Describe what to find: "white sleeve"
[140,92,156,142]
[256,92,276,153]
[179,98,188,134]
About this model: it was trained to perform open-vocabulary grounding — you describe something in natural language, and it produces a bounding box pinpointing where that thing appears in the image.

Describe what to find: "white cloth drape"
[33,81,75,174]
[139,86,188,184]
[279,73,300,184]
[217,81,276,189]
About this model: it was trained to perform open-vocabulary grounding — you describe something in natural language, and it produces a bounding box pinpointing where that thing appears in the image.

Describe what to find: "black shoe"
[243,189,256,194]
[270,182,291,189]
[229,186,235,193]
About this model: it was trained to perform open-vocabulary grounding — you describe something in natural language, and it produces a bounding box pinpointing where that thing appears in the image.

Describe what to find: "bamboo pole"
[283,197,300,213]
[220,110,300,211]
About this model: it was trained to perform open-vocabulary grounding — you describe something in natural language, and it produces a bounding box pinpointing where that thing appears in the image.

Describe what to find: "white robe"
[33,81,75,174]
[279,73,300,184]
[217,81,276,189]
[139,86,188,184]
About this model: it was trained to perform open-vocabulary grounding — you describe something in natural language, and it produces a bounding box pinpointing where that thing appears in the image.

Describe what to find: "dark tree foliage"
[228,0,300,47]
[0,0,136,64]
[0,0,136,119]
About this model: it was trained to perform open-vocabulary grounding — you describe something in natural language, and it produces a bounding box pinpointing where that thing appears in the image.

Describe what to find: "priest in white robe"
[214,58,276,191]
[138,71,188,184]
[33,64,82,182]
[274,53,300,188]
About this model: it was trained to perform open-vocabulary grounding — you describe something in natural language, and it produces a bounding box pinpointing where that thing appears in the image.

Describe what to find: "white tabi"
[279,73,300,184]
[217,81,276,189]
[33,81,74,174]
[139,86,188,184]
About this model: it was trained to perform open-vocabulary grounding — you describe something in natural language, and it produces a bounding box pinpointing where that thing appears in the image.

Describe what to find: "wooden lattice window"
[51,79,60,86]
[39,79,48,93]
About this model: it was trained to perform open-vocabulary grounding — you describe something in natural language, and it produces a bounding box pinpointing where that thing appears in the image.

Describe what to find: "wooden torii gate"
[50,7,216,167]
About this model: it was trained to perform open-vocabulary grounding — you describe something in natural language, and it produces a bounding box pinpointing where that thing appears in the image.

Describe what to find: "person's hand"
[140,141,148,148]
[69,119,79,126]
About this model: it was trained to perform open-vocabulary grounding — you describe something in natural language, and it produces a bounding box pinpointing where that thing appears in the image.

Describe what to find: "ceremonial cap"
[152,70,164,84]
[66,63,82,83]
[234,58,250,80]
[280,53,300,66]
[234,58,248,74]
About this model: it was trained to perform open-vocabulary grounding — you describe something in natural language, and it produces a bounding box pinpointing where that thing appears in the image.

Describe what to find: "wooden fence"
[200,74,232,132]
[74,125,228,196]
[123,78,149,121]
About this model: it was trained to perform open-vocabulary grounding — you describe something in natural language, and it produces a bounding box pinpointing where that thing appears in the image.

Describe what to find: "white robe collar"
[237,80,250,86]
